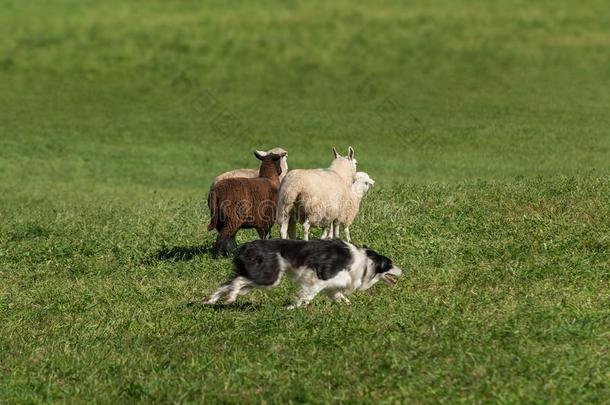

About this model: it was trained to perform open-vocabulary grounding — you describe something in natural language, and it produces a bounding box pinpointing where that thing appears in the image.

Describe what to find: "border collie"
[202,239,402,308]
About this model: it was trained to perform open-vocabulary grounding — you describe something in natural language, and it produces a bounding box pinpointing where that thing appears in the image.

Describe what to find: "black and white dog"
[203,239,402,308]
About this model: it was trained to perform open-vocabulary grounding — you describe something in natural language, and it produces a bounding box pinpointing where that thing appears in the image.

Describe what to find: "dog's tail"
[208,188,218,231]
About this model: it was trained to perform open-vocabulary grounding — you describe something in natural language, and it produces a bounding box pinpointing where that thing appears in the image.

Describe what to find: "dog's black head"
[364,246,402,287]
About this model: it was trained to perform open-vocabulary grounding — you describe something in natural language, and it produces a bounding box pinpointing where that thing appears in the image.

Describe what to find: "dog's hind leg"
[203,280,233,304]
[238,286,253,296]
[224,276,254,304]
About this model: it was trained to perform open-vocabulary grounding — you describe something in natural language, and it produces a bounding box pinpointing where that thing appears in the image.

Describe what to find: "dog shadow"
[186,301,261,311]
[148,245,210,263]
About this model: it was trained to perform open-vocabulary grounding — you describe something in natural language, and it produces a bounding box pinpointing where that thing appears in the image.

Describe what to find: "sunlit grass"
[1,0,609,402]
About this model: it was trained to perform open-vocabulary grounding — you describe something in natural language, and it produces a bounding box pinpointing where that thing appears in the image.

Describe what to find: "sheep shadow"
[148,245,210,263]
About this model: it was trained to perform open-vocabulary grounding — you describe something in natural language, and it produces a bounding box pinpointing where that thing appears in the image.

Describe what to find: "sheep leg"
[302,220,310,241]
[279,220,289,239]
[224,234,237,255]
[212,228,238,258]
[332,220,340,239]
[321,223,333,239]
[211,235,226,259]
[344,226,351,243]
[287,218,297,239]
[256,228,271,240]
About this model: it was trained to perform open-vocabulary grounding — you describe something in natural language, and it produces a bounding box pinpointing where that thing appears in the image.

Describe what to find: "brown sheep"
[208,151,286,258]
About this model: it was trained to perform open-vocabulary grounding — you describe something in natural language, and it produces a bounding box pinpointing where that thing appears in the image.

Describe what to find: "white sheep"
[212,147,288,185]
[319,171,375,242]
[277,146,357,241]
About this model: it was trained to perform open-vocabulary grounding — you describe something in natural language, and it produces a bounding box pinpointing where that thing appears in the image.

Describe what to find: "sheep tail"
[208,188,218,231]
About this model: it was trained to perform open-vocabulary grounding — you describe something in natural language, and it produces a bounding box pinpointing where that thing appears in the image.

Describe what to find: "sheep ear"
[333,147,340,158]
[254,150,266,160]
[348,146,355,160]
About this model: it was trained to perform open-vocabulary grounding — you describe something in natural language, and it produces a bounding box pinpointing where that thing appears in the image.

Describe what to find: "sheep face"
[352,172,375,197]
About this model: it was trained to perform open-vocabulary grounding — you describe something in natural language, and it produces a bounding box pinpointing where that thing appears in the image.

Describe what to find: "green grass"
[1,0,609,403]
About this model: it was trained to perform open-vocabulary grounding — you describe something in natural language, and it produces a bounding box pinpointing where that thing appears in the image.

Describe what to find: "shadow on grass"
[147,245,210,263]
[186,301,262,311]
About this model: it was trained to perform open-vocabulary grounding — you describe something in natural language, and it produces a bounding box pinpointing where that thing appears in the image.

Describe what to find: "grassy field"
[1,0,609,403]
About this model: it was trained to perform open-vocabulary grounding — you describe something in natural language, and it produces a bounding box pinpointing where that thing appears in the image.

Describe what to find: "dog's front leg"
[286,285,323,309]
[330,291,350,305]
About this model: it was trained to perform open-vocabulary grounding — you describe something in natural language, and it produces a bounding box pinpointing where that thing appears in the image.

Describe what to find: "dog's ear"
[379,257,393,273]
[365,248,393,273]
[254,150,267,160]
[333,147,340,158]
